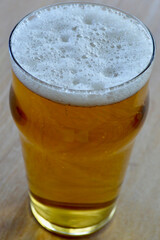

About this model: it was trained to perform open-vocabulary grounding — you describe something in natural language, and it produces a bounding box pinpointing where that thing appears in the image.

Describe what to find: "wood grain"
[0,0,159,239]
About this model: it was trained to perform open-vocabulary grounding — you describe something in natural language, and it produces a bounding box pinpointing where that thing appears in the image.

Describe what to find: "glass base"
[30,194,116,236]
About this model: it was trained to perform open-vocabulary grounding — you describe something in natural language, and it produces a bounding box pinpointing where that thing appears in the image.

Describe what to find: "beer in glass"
[9,2,155,236]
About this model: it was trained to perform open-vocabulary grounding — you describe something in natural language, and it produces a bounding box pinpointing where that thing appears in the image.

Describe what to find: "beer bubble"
[90,42,96,47]
[73,79,80,85]
[10,3,154,106]
[72,26,77,31]
[117,45,122,49]
[61,34,70,42]
[84,15,93,25]
[82,55,87,59]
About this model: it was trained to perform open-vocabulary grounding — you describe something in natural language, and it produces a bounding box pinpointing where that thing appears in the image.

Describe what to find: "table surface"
[1,0,160,239]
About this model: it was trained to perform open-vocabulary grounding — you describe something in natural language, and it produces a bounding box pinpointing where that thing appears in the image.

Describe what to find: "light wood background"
[0,0,160,239]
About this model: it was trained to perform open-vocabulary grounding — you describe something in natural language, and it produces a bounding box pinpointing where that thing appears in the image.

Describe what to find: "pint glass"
[9,2,155,236]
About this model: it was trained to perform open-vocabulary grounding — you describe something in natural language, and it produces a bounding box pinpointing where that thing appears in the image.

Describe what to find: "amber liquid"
[10,72,149,235]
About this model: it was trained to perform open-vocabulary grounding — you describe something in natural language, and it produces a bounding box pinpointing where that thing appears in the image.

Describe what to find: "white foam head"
[9,3,154,106]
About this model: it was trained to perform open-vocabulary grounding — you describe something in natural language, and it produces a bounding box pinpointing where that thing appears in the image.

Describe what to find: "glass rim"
[8,1,156,94]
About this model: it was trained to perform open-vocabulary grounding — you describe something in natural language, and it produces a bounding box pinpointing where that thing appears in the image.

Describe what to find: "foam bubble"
[10,3,154,106]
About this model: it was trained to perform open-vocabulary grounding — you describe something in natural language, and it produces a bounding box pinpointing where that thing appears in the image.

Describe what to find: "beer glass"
[9,1,155,236]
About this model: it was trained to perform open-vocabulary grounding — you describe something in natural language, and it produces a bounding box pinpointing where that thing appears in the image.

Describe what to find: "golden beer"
[9,2,155,236]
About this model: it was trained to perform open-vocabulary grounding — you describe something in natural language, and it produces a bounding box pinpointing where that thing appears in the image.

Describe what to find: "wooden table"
[1,0,160,239]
